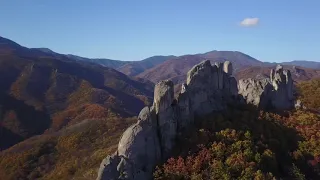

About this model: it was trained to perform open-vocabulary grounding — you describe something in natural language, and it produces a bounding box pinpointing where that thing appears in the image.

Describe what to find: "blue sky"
[0,0,319,62]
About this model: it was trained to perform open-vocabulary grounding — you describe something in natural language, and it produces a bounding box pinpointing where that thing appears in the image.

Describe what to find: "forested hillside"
[0,36,153,150]
[0,117,136,180]
[297,78,320,110]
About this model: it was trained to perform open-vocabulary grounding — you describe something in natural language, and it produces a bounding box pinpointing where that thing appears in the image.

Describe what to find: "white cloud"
[240,18,259,27]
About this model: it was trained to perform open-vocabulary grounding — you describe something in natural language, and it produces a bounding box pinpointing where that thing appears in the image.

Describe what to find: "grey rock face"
[153,80,175,114]
[152,80,178,157]
[238,78,272,108]
[177,83,193,130]
[186,60,237,115]
[187,60,217,115]
[229,77,238,96]
[238,65,294,109]
[214,62,224,89]
[117,157,133,179]
[96,154,121,180]
[117,106,161,180]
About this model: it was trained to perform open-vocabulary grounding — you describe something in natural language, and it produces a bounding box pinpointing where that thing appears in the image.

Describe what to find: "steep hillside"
[137,51,263,84]
[0,37,153,150]
[0,116,136,180]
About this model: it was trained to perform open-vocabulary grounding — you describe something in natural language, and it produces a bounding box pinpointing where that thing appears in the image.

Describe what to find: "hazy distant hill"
[34,47,175,75]
[66,54,131,69]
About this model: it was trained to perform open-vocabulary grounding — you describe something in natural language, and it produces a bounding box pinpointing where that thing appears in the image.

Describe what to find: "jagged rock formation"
[96,60,238,180]
[97,61,295,180]
[238,65,294,110]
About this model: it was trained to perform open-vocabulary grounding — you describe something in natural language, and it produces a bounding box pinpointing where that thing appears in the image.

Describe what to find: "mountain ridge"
[2,36,319,77]
[0,37,154,150]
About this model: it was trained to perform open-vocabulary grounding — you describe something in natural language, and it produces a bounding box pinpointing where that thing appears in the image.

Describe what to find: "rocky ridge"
[97,61,294,180]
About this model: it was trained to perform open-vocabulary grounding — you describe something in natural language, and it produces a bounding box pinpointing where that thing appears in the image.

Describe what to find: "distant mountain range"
[2,35,320,82]
[136,51,265,84]
[1,35,320,150]
[0,35,320,180]
[2,36,316,77]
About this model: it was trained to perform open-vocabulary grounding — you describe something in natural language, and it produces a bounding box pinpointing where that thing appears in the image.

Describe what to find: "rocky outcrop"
[186,60,238,115]
[238,65,294,109]
[97,60,238,180]
[97,61,295,180]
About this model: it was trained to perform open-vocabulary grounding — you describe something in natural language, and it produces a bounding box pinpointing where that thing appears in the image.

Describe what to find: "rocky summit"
[97,61,294,180]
